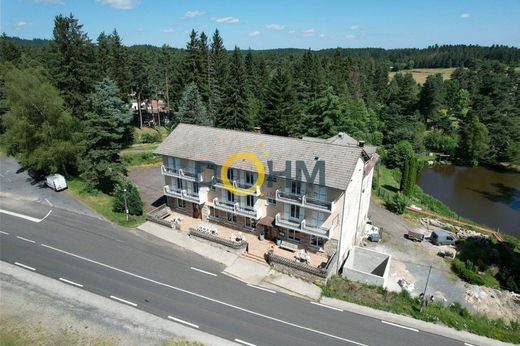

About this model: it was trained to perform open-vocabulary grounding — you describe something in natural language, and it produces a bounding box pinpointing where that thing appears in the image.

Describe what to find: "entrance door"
[193,205,201,219]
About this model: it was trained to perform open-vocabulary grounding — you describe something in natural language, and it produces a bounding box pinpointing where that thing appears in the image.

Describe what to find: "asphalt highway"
[0,200,470,346]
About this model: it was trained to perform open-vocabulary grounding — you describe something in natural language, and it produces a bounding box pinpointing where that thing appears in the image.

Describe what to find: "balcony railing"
[161,165,203,182]
[275,189,334,213]
[213,198,261,219]
[211,176,260,196]
[163,185,204,204]
[275,213,331,238]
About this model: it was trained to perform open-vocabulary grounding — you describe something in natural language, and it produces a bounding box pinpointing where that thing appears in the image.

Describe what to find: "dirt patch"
[464,285,520,324]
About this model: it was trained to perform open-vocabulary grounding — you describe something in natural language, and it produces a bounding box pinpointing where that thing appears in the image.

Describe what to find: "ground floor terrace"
[161,196,332,271]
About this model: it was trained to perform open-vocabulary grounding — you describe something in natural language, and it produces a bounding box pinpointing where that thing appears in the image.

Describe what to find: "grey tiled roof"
[155,124,374,190]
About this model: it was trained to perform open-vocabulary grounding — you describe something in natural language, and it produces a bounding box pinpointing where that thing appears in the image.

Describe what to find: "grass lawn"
[389,68,456,84]
[121,143,159,153]
[121,152,162,167]
[67,177,146,228]
[323,276,520,343]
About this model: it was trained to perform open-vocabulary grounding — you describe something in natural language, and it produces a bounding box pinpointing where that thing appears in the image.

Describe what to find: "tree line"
[1,14,519,187]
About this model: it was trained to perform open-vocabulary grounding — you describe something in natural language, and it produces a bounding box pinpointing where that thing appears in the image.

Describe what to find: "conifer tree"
[49,14,95,119]
[175,82,212,126]
[261,67,298,136]
[306,86,342,138]
[80,79,132,191]
[217,47,252,130]
[209,29,227,120]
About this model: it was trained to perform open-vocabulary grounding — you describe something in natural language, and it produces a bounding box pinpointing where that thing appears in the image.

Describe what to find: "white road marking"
[167,316,199,329]
[0,231,9,235]
[381,320,419,332]
[464,343,475,346]
[44,198,53,207]
[190,267,217,277]
[59,277,84,287]
[247,284,276,294]
[16,236,36,243]
[14,262,36,271]
[0,208,52,223]
[39,243,366,346]
[109,295,138,307]
[234,338,256,346]
[310,301,344,312]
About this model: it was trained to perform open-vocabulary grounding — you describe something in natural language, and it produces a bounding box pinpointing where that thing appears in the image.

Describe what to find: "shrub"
[140,130,162,143]
[386,192,408,214]
[385,140,415,168]
[451,259,500,288]
[112,180,144,216]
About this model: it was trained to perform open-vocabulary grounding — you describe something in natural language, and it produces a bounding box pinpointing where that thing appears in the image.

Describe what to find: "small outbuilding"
[342,246,391,288]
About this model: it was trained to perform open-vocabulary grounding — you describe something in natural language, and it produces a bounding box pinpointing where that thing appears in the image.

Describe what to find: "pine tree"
[112,179,144,216]
[419,73,446,127]
[306,86,343,138]
[217,47,252,130]
[261,67,298,136]
[458,115,490,165]
[49,14,95,119]
[185,30,200,85]
[109,30,130,96]
[80,79,132,191]
[197,31,210,103]
[209,29,227,121]
[2,67,79,174]
[175,82,212,126]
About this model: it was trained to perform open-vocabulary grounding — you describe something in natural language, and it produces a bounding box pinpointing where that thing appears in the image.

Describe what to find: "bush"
[451,258,500,288]
[385,140,415,168]
[112,180,144,216]
[386,192,407,214]
[140,130,162,143]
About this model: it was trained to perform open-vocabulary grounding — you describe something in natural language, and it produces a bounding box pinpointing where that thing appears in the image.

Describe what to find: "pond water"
[417,165,520,237]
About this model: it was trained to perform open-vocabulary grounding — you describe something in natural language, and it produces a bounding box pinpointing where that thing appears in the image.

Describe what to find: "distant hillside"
[4,35,520,69]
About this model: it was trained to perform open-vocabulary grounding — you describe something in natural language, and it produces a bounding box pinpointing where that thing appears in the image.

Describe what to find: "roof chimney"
[254,126,261,134]
[338,132,344,139]
[358,140,365,148]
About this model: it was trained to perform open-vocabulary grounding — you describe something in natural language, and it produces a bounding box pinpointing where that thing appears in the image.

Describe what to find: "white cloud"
[185,10,204,18]
[319,33,325,38]
[460,13,471,18]
[266,23,285,30]
[249,31,261,37]
[350,25,360,31]
[33,0,64,5]
[15,21,27,30]
[288,29,296,34]
[345,34,356,39]
[303,28,315,36]
[163,28,175,33]
[97,0,140,10]
[215,16,240,24]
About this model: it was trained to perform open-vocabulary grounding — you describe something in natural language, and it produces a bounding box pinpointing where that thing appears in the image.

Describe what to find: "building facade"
[155,124,378,268]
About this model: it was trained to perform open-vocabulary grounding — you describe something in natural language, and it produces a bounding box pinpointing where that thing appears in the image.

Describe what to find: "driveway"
[0,156,97,218]
[366,199,469,309]
[128,165,165,211]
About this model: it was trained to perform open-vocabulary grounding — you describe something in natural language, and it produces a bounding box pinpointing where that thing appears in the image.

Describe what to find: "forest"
[1,14,519,189]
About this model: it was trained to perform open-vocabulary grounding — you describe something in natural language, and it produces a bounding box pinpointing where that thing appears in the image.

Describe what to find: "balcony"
[213,198,262,219]
[163,185,204,204]
[275,213,331,238]
[211,176,260,196]
[275,190,334,213]
[161,165,203,182]
[213,197,237,213]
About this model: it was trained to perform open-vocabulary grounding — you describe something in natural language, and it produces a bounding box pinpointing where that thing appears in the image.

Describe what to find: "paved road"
[0,200,470,346]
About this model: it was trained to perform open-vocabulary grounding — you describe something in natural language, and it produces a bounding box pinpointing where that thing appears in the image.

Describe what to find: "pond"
[417,165,520,237]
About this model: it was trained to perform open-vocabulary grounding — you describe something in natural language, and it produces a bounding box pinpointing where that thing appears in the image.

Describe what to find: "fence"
[188,228,248,250]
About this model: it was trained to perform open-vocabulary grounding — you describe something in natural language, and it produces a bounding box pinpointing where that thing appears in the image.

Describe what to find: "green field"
[389,68,457,84]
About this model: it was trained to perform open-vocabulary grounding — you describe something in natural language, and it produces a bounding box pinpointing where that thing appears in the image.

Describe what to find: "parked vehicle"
[430,229,458,246]
[406,228,428,242]
[45,174,67,191]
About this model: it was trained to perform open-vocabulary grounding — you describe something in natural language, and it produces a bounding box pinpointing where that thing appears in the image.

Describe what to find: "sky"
[2,0,520,50]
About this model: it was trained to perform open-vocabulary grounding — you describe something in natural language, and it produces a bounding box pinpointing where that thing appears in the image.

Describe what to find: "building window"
[227,190,236,203]
[310,235,326,249]
[245,171,255,185]
[291,181,302,195]
[290,205,301,220]
[287,230,301,242]
[227,168,236,181]
[226,212,236,223]
[176,178,183,190]
[193,182,199,193]
[245,217,255,230]
[246,194,255,208]
[267,175,277,183]
[177,199,186,209]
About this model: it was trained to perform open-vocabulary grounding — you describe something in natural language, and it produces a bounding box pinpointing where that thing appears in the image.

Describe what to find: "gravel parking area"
[0,156,97,217]
[365,200,469,308]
